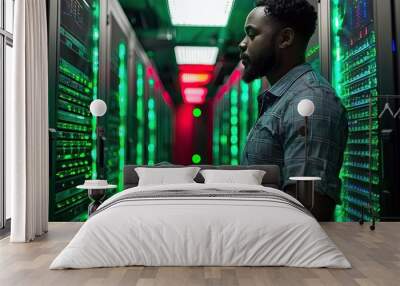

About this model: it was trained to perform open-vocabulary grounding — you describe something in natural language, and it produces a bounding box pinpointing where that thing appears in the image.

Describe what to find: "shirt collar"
[262,63,313,98]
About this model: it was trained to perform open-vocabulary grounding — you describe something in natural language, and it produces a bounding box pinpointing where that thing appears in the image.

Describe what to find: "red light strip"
[183,94,207,104]
[178,64,215,73]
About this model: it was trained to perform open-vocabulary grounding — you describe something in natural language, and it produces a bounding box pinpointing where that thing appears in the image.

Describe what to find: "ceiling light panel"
[183,87,208,104]
[180,72,212,85]
[168,0,234,27]
[184,94,206,104]
[175,46,219,65]
[179,65,215,73]
[183,87,208,97]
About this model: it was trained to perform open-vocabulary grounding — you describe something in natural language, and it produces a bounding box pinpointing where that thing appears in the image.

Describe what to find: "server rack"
[389,0,400,221]
[48,0,99,221]
[156,94,174,162]
[132,52,173,166]
[125,42,136,165]
[101,0,173,192]
[133,58,145,165]
[48,0,173,221]
[320,0,400,222]
[144,69,154,165]
[102,0,130,192]
[155,86,173,163]
[144,66,173,165]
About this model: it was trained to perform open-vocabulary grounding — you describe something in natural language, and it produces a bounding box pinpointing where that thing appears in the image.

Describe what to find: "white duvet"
[50,183,351,269]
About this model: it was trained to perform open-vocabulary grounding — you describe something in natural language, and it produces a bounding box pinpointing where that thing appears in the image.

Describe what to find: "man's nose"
[239,39,247,53]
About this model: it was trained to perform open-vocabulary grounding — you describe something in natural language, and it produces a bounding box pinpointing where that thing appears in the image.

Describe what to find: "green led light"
[230,145,238,155]
[223,110,230,164]
[147,89,156,165]
[252,79,262,92]
[231,89,238,104]
[241,91,249,103]
[230,126,238,134]
[148,111,156,122]
[306,44,321,71]
[230,136,238,144]
[230,87,239,165]
[118,42,128,192]
[77,213,88,222]
[252,79,262,124]
[231,106,238,115]
[136,143,143,155]
[149,121,156,130]
[93,28,99,41]
[220,135,228,145]
[305,44,320,59]
[193,107,202,118]
[192,154,201,164]
[240,81,249,155]
[213,122,220,163]
[148,97,155,109]
[148,144,155,152]
[136,63,144,165]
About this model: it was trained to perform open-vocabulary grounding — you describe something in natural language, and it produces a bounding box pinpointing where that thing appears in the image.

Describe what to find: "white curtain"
[8,0,49,242]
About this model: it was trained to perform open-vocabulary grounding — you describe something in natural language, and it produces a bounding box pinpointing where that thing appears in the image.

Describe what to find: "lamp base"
[296,181,315,210]
[87,189,106,215]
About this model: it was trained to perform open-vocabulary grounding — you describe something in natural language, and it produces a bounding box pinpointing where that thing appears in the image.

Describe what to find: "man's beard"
[241,51,277,83]
[241,64,259,83]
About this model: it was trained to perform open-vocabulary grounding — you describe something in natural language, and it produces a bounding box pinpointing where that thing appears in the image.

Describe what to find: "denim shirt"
[241,64,348,203]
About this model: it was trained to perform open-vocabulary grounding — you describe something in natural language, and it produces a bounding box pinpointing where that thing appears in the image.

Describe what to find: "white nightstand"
[289,177,321,210]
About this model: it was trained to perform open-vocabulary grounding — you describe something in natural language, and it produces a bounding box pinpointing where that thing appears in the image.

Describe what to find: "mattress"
[50,183,351,269]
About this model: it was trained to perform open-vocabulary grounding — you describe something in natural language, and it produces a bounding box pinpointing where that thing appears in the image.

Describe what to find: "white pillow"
[135,167,201,186]
[200,169,266,185]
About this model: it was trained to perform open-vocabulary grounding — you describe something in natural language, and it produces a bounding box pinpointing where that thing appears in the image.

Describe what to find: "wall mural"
[48,0,400,223]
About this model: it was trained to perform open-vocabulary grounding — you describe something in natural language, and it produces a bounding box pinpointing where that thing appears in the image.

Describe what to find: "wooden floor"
[0,222,399,286]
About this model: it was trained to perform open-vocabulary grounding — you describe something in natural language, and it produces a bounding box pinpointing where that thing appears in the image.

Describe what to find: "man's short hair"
[255,0,317,43]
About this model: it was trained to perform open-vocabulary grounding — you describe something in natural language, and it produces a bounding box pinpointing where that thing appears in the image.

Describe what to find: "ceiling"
[118,0,254,105]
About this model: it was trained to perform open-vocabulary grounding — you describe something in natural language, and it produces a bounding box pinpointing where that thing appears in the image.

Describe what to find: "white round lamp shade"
[297,99,315,117]
[90,99,107,117]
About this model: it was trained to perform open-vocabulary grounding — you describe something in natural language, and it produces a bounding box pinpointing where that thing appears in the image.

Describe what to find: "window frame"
[0,0,14,231]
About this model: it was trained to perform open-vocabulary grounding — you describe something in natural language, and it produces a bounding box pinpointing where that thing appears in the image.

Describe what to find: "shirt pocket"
[246,114,283,161]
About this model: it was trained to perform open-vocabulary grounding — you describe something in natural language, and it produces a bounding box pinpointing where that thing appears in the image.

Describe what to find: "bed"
[50,165,351,269]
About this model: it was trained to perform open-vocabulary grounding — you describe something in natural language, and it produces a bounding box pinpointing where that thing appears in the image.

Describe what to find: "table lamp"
[297,99,315,175]
[90,99,107,178]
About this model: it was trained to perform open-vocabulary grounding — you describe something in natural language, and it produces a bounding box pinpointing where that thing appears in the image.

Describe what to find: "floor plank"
[0,222,399,286]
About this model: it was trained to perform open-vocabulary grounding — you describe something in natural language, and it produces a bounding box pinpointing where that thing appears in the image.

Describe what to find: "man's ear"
[278,27,295,49]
